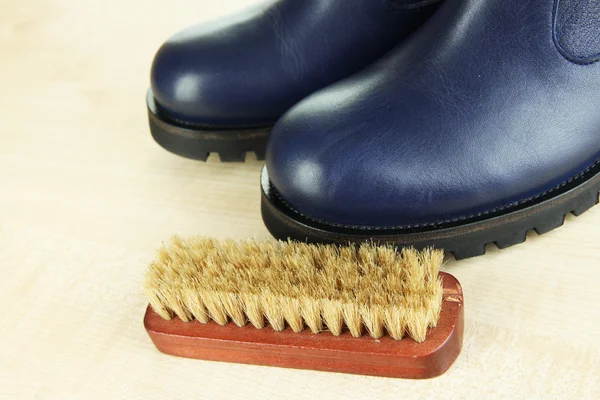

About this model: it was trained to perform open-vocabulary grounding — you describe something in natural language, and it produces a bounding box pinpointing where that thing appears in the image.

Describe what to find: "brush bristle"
[144,237,444,342]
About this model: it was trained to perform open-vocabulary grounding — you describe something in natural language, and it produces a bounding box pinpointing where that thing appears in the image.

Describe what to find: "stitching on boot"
[271,158,600,231]
[553,0,600,65]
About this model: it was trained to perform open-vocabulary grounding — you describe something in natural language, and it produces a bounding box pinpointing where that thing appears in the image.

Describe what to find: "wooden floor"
[1,1,599,398]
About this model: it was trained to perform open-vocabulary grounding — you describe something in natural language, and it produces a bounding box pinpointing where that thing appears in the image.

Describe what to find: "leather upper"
[150,0,441,127]
[266,0,600,228]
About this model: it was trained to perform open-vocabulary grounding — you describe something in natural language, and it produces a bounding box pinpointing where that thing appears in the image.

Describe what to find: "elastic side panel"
[554,0,600,64]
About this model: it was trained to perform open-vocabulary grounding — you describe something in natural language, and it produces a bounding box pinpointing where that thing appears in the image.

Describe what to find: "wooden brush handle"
[144,272,464,379]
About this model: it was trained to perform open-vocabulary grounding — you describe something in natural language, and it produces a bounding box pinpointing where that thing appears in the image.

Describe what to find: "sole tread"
[261,167,600,260]
[218,151,247,163]
[147,90,271,162]
[493,231,528,250]
[451,244,487,260]
[571,191,600,216]
[254,149,266,161]
[533,214,566,235]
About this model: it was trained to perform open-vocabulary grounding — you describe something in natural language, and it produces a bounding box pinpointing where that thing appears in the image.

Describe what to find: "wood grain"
[1,0,600,399]
[145,273,464,380]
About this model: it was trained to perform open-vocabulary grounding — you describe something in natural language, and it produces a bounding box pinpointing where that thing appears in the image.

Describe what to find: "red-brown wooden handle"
[144,272,464,379]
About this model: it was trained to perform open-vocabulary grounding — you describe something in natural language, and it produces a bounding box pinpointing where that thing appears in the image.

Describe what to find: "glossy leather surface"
[266,0,600,228]
[150,0,441,127]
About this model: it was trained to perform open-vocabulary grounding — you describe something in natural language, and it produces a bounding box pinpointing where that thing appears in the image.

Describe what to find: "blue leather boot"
[263,0,600,259]
[147,0,442,162]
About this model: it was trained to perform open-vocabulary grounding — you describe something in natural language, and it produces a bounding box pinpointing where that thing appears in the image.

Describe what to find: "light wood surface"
[1,1,599,398]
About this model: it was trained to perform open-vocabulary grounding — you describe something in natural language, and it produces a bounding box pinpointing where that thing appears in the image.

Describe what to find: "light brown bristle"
[144,237,445,343]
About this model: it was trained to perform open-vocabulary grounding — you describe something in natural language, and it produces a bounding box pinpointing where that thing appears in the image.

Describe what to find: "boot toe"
[150,29,275,127]
[148,0,444,128]
[150,37,211,124]
[265,82,427,229]
[149,13,283,127]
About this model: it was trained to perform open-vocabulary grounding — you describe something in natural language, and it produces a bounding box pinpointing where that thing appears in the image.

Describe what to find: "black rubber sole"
[261,166,600,260]
[147,90,271,162]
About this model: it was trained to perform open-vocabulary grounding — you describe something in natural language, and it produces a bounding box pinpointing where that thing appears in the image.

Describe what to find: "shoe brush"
[143,236,464,379]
